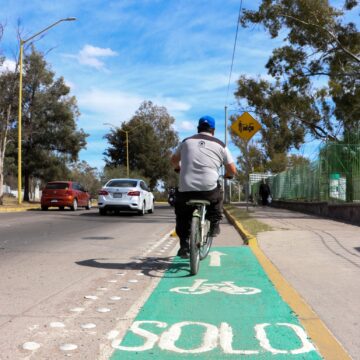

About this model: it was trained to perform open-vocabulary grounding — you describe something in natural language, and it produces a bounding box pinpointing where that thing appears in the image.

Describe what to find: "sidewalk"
[232,203,360,359]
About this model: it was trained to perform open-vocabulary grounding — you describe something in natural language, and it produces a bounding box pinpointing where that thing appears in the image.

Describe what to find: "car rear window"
[45,183,69,190]
[106,180,138,188]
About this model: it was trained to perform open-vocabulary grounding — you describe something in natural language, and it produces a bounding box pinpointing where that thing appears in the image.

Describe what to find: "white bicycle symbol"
[170,279,261,295]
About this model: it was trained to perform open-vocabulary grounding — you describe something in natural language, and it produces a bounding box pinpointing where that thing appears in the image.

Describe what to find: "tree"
[5,48,88,201]
[0,70,18,204]
[104,101,179,189]
[229,115,310,177]
[69,161,101,198]
[100,165,151,187]
[235,0,359,160]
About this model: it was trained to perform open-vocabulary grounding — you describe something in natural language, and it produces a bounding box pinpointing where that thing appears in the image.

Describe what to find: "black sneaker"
[209,221,220,237]
[177,248,189,258]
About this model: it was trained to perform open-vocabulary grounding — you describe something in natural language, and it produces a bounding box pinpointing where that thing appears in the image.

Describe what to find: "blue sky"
[0,0,353,171]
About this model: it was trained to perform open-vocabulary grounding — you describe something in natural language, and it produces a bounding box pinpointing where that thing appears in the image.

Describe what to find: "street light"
[17,17,76,204]
[104,122,144,178]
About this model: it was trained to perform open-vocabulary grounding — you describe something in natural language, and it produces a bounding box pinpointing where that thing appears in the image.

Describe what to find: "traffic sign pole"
[230,112,262,209]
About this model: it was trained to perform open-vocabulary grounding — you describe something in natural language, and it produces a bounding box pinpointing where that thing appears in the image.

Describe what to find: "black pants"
[261,193,269,205]
[175,186,223,249]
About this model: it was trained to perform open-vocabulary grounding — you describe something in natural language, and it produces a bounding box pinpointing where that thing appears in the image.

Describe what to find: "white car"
[98,178,155,216]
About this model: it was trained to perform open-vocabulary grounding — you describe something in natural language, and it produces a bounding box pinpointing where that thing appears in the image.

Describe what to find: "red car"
[41,181,91,211]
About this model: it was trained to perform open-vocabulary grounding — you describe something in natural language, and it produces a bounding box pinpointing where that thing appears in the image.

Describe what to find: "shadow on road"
[76,256,191,278]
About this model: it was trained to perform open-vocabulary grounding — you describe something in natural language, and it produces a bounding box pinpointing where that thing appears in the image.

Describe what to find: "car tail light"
[128,191,140,196]
[98,189,109,196]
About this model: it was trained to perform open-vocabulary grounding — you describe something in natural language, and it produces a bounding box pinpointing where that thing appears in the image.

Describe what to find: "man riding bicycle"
[170,115,236,258]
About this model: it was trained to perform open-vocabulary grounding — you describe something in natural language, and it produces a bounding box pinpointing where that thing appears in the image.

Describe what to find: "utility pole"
[224,105,230,204]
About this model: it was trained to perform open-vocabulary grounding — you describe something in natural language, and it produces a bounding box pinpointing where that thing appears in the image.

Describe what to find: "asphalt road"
[0,205,177,359]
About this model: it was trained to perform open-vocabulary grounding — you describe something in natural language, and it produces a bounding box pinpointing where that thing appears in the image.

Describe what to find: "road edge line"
[223,207,352,360]
[98,229,177,360]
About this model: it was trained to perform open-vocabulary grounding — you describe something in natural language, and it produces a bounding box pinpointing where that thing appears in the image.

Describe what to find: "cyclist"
[170,115,236,258]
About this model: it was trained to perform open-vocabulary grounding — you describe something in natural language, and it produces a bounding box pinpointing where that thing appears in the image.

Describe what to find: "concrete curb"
[223,206,351,360]
[0,205,40,213]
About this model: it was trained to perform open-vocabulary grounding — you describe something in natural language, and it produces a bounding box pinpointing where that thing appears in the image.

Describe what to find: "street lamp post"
[104,122,144,178]
[224,105,230,204]
[17,17,76,204]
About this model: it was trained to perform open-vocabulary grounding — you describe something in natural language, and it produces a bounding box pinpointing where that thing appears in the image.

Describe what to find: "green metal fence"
[251,142,360,203]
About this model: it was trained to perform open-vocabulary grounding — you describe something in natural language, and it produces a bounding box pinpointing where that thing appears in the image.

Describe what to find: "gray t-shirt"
[175,132,234,192]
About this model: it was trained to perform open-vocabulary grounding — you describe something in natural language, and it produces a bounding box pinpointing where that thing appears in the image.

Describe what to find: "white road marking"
[113,321,316,355]
[70,307,85,313]
[107,330,120,340]
[50,322,65,328]
[60,343,78,351]
[98,231,175,360]
[97,307,111,313]
[208,251,226,267]
[22,342,40,350]
[85,295,98,300]
[81,323,97,329]
[109,296,121,301]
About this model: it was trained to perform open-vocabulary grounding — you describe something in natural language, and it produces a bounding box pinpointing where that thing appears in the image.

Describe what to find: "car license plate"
[51,199,58,203]
[113,193,122,198]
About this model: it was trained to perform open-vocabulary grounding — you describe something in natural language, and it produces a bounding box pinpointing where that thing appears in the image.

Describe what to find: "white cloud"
[151,96,191,114]
[78,88,143,125]
[71,44,117,70]
[0,59,16,73]
[77,88,191,130]
[178,121,195,131]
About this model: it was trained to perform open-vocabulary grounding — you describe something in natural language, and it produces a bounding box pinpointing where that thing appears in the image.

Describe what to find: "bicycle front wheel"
[189,216,200,275]
[200,220,213,260]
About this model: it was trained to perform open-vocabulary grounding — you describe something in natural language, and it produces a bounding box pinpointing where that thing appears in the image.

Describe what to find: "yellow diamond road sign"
[231,112,261,141]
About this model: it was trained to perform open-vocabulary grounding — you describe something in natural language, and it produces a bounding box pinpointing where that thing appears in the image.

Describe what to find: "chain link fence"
[251,142,360,203]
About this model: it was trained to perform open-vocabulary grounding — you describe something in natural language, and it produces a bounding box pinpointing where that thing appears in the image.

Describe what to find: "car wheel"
[138,201,145,216]
[71,199,78,211]
[85,199,91,210]
[148,201,154,214]
[41,206,48,211]
[99,208,106,216]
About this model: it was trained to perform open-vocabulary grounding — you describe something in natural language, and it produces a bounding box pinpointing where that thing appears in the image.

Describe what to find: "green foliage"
[4,48,88,200]
[69,161,101,198]
[235,0,360,162]
[229,114,310,177]
[100,165,151,188]
[103,101,179,189]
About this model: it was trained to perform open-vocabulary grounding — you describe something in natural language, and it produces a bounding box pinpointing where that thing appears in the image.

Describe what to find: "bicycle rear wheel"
[200,220,213,260]
[189,216,200,275]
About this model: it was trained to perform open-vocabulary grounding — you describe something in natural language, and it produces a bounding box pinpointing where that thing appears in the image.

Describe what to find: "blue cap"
[198,115,215,129]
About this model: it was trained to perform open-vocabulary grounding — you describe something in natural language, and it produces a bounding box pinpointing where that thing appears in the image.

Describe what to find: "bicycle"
[186,199,213,275]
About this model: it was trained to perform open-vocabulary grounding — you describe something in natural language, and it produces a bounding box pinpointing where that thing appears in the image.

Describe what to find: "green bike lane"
[110,246,321,359]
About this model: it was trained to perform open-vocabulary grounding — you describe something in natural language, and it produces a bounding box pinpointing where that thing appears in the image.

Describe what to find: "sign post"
[230,112,261,210]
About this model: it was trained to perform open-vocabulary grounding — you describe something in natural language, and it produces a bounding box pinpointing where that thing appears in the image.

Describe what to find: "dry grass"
[224,204,272,236]
[1,194,39,208]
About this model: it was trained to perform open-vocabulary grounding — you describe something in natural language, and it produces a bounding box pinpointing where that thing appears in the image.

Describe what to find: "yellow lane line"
[223,207,351,360]
[0,206,40,213]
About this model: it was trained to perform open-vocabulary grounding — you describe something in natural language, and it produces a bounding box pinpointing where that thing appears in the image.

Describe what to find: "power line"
[225,0,243,107]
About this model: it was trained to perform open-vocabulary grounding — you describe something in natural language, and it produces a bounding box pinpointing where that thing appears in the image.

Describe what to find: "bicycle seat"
[186,200,210,206]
